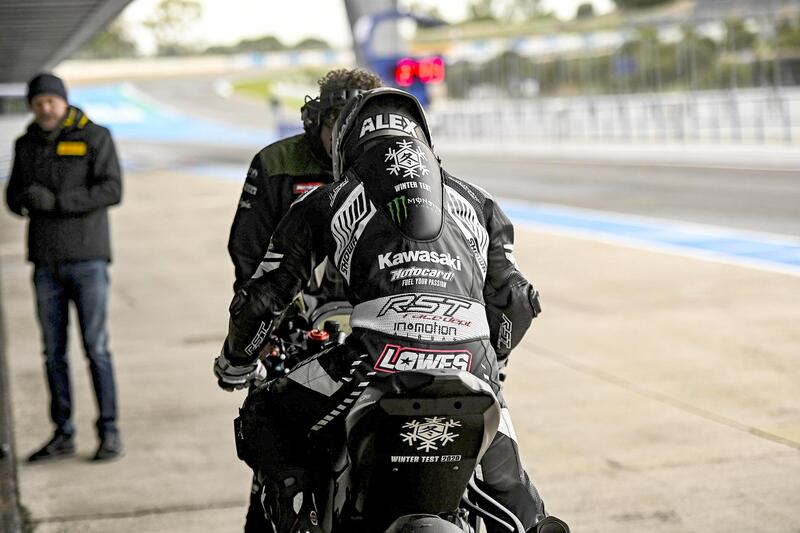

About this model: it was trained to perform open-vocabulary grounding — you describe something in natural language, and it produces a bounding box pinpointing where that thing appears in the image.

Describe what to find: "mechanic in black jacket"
[227,68,382,291]
[228,68,382,532]
[5,73,123,462]
[215,89,568,533]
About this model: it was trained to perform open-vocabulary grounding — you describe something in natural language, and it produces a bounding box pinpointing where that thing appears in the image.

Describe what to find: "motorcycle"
[242,301,569,533]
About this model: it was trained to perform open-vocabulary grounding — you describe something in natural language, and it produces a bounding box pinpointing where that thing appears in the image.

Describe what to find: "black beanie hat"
[27,73,68,103]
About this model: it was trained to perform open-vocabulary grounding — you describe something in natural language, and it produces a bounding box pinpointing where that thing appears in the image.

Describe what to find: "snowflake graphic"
[400,416,461,452]
[385,139,429,179]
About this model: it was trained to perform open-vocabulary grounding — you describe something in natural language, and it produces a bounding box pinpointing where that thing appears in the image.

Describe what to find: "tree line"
[74,0,331,59]
[444,16,800,98]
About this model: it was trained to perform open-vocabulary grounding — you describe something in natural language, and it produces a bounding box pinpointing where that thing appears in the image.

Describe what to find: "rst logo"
[377,294,473,317]
[375,344,472,373]
[499,314,513,350]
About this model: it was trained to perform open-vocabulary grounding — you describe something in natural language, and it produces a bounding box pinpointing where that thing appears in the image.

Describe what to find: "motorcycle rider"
[215,88,566,533]
[228,68,381,532]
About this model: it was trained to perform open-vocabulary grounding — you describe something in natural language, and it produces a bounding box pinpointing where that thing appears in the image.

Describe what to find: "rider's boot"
[268,469,323,533]
[245,475,275,533]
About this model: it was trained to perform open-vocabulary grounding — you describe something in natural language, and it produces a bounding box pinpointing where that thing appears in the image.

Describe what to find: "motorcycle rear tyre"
[384,513,465,533]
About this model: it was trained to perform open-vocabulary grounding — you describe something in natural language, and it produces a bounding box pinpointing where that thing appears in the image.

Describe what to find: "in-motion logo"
[387,195,408,223]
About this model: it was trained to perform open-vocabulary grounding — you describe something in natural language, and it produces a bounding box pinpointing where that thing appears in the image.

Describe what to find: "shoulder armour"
[443,172,490,209]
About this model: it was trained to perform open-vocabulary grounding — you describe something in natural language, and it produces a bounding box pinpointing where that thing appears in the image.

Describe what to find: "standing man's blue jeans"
[33,260,118,439]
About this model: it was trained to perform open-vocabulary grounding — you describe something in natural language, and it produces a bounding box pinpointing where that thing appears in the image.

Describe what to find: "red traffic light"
[394,56,445,87]
[418,56,445,84]
[395,57,416,87]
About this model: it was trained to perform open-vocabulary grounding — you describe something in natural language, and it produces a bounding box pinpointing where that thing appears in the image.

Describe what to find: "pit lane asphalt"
[1,165,797,532]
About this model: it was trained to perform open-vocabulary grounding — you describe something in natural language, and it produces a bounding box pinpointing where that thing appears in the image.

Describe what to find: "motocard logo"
[375,344,472,373]
[378,250,462,271]
[359,113,418,139]
[377,294,473,317]
[390,267,455,282]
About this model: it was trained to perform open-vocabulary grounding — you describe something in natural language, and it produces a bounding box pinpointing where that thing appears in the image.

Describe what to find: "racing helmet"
[331,87,433,181]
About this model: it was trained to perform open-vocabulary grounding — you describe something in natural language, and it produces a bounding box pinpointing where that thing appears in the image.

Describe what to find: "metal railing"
[430,87,799,144]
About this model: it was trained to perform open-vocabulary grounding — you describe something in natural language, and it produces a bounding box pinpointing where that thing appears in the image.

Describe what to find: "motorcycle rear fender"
[344,370,501,527]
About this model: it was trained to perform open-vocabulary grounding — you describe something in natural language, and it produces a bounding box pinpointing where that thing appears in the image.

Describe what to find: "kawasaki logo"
[378,250,462,271]
[387,195,408,223]
[375,344,472,373]
[359,113,419,139]
[377,294,473,317]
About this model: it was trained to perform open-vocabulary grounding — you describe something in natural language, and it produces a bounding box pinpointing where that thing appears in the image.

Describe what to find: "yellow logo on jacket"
[56,141,87,157]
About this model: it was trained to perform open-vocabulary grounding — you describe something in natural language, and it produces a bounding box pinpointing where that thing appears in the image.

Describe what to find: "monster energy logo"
[387,195,408,223]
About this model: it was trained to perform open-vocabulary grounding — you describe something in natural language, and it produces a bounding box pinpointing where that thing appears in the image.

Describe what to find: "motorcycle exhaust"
[466,477,570,533]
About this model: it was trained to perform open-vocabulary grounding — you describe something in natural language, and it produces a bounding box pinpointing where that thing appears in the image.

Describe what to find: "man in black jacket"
[5,73,123,462]
[228,68,382,292]
[215,89,568,533]
[228,67,383,533]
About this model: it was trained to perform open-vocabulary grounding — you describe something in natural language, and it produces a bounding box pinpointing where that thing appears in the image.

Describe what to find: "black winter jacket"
[5,106,122,263]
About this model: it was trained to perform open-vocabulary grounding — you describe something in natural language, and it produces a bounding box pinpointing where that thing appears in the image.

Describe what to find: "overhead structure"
[343,0,400,69]
[0,0,133,88]
[343,0,447,106]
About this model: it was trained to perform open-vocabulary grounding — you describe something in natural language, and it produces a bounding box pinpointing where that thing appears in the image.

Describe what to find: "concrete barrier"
[0,284,23,533]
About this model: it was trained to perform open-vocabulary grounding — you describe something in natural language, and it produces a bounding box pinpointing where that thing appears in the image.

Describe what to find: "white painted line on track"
[500,198,800,277]
[153,162,800,277]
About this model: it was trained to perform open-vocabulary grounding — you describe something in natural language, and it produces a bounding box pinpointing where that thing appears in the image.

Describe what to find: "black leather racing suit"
[227,136,544,531]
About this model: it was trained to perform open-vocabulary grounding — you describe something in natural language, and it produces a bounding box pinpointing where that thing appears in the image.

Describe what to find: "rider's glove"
[496,353,509,385]
[213,354,267,391]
